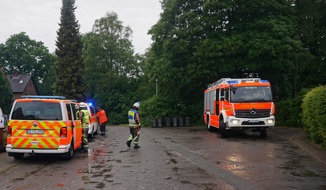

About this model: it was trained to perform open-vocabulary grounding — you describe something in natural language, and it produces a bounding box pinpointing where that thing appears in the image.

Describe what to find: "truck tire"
[260,128,268,138]
[219,117,229,138]
[207,115,213,131]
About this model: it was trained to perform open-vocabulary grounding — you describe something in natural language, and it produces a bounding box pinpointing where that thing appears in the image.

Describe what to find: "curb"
[290,134,326,166]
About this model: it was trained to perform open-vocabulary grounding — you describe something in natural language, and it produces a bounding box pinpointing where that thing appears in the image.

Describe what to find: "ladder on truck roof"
[21,95,66,99]
[207,78,261,88]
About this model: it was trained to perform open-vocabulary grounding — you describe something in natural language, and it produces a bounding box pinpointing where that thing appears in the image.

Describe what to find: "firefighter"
[96,107,108,136]
[77,103,90,153]
[126,102,141,149]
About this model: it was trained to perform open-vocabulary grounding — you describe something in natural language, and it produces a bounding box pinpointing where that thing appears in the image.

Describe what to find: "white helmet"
[79,102,87,108]
[133,102,140,108]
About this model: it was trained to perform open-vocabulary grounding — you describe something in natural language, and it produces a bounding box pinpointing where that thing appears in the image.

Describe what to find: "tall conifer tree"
[55,0,84,100]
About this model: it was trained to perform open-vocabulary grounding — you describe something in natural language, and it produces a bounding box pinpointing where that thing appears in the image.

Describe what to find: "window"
[66,104,72,120]
[71,103,79,120]
[230,86,273,103]
[11,102,62,120]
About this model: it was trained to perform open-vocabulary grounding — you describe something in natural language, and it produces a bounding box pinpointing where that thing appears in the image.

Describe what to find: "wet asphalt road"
[0,125,325,190]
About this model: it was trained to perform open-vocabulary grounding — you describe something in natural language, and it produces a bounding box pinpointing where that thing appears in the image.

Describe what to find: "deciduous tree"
[83,12,141,124]
[0,32,56,95]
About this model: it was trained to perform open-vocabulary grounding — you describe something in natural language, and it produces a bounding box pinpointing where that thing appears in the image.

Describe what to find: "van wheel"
[62,141,74,159]
[88,131,94,140]
[13,153,24,159]
[94,124,99,135]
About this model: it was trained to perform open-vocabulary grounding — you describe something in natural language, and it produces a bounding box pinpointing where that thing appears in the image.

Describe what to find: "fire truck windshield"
[230,86,273,103]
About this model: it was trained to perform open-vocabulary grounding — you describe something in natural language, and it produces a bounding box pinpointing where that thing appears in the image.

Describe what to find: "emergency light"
[21,95,66,99]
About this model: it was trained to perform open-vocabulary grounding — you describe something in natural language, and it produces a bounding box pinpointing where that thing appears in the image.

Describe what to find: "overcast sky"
[0,0,162,54]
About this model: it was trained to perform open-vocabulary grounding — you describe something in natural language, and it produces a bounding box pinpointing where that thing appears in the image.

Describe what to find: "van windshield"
[230,86,273,103]
[11,102,62,120]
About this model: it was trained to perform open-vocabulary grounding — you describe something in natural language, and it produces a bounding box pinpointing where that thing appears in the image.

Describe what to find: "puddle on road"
[215,160,243,170]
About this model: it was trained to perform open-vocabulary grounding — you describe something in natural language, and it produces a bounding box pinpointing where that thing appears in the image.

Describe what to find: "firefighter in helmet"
[126,102,141,149]
[77,103,90,153]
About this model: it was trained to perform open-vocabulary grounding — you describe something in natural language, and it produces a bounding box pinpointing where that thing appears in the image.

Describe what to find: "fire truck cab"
[204,78,275,137]
[6,96,83,159]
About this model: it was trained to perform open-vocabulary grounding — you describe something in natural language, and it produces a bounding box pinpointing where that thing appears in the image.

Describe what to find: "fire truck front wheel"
[260,128,268,138]
[219,118,229,138]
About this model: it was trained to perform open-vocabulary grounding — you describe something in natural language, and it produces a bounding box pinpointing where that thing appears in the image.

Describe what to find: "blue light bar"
[260,80,269,83]
[88,102,93,106]
[227,80,239,84]
[21,95,66,99]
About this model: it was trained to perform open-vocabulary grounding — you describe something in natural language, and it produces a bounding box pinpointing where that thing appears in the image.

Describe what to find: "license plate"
[247,120,259,123]
[26,129,44,134]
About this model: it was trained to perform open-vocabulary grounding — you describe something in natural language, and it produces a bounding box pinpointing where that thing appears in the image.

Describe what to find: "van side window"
[66,104,72,120]
[71,103,79,120]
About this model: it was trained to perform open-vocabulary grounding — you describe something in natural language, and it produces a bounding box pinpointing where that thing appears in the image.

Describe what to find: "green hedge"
[302,86,326,148]
[275,89,309,128]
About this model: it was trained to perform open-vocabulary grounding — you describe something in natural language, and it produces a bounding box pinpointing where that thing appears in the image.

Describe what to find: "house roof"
[6,74,34,93]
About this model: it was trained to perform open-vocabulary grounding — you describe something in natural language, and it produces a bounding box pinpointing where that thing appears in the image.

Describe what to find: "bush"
[302,86,326,147]
[140,96,172,126]
[275,89,309,128]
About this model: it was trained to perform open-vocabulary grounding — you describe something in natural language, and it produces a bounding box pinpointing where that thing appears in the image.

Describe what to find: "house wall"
[24,80,38,95]
[13,80,38,100]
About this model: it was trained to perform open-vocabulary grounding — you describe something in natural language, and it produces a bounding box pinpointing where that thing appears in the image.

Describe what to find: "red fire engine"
[204,78,275,137]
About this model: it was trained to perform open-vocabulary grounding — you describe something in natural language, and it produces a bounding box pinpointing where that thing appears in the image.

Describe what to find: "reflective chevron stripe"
[9,120,66,149]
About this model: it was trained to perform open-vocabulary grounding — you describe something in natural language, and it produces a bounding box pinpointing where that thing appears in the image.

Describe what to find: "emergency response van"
[0,107,4,129]
[77,102,99,139]
[204,78,275,137]
[6,95,83,159]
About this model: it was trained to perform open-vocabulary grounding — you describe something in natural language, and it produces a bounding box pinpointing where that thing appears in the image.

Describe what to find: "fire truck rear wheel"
[207,116,213,131]
[13,153,24,159]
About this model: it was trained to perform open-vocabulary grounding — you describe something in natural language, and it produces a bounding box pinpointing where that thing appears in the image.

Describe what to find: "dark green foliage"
[55,0,84,100]
[302,86,326,147]
[0,72,13,113]
[0,32,56,95]
[140,96,172,126]
[82,12,141,124]
[275,89,309,128]
[295,0,326,89]
[145,0,308,124]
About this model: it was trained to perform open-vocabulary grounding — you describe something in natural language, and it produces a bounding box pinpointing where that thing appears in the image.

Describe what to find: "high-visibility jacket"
[79,110,90,124]
[128,109,139,127]
[96,109,108,124]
